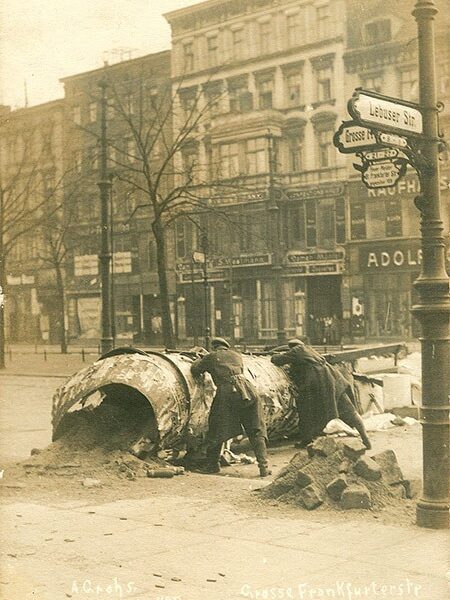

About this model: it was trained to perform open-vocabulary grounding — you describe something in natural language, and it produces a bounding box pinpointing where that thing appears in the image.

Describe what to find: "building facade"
[166,0,350,344]
[60,51,175,345]
[0,99,65,344]
[342,0,450,340]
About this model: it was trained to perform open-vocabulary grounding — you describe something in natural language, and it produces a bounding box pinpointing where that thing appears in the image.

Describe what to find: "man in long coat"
[271,339,371,449]
[191,337,270,476]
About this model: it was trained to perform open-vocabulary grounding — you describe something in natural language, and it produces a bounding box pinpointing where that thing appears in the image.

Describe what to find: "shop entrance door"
[306,276,342,344]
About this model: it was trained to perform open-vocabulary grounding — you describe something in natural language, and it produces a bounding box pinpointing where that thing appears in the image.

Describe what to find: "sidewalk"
[1,476,448,600]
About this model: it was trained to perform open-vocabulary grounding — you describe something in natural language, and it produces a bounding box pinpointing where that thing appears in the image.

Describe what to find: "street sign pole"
[412,0,450,529]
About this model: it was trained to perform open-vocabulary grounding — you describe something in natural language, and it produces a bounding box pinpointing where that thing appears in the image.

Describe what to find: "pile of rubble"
[261,437,420,511]
[15,400,183,485]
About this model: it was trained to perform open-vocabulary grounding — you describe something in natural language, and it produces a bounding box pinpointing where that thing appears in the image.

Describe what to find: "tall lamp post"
[267,133,285,344]
[199,232,211,351]
[98,78,113,355]
[412,0,450,529]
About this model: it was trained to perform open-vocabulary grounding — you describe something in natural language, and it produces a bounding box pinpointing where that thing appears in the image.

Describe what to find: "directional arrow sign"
[377,131,409,149]
[349,89,423,136]
[333,121,378,153]
[361,159,407,189]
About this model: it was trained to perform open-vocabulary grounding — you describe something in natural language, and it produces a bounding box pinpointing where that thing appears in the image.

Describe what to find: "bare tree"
[0,120,66,367]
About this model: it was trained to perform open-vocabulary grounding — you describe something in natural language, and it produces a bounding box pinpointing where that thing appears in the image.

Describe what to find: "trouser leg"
[205,441,222,469]
[247,430,272,476]
[344,412,371,449]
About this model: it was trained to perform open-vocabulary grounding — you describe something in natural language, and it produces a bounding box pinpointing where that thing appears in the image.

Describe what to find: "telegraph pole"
[98,78,113,355]
[267,133,285,344]
[412,0,450,529]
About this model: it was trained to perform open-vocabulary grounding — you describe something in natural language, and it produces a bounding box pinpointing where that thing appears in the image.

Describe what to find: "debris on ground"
[260,436,417,512]
[10,400,182,482]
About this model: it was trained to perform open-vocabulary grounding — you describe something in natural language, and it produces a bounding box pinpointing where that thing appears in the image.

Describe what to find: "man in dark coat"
[271,339,371,449]
[191,337,271,476]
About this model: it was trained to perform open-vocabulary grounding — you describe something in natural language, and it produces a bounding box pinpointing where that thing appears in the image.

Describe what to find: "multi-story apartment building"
[0,99,65,343]
[166,0,350,344]
[342,0,450,339]
[60,50,174,346]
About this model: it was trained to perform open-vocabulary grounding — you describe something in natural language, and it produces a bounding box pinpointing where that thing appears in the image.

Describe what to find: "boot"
[250,434,272,477]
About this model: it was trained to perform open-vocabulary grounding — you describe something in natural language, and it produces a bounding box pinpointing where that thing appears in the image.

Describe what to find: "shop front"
[347,239,427,340]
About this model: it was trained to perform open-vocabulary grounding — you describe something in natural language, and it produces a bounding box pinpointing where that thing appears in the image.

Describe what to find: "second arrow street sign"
[333,120,409,154]
[348,89,423,136]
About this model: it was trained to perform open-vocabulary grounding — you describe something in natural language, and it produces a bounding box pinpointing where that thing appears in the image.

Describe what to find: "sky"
[1,0,199,109]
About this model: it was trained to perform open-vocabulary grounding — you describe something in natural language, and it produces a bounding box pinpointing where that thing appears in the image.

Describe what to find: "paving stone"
[338,459,351,473]
[372,449,404,485]
[295,470,313,488]
[298,484,323,510]
[326,475,348,501]
[341,438,366,461]
[340,484,372,509]
[310,436,338,457]
[353,455,382,481]
[400,478,422,499]
[390,483,406,499]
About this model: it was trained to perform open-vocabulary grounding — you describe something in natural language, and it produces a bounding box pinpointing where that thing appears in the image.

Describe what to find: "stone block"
[341,438,367,461]
[372,449,404,485]
[81,478,102,488]
[310,436,338,457]
[391,483,406,499]
[353,456,382,481]
[298,484,324,510]
[296,470,313,488]
[338,459,351,473]
[326,475,348,501]
[340,484,372,510]
[400,478,422,499]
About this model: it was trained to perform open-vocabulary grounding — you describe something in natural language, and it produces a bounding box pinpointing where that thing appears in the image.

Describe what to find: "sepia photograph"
[0,0,449,598]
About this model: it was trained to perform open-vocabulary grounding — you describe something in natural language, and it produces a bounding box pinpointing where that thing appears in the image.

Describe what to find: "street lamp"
[97,78,113,355]
[199,232,211,351]
[412,0,450,529]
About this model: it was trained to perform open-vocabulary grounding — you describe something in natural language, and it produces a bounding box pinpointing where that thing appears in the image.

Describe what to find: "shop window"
[335,197,346,244]
[175,218,195,259]
[317,197,335,248]
[260,280,276,337]
[385,197,403,237]
[350,198,367,240]
[288,202,306,246]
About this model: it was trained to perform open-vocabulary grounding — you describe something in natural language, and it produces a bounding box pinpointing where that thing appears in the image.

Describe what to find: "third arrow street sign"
[361,159,408,189]
[349,89,423,136]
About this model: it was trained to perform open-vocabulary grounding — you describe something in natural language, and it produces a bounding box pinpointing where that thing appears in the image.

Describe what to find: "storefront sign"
[74,254,98,277]
[179,270,225,283]
[287,183,344,201]
[7,274,36,285]
[286,263,342,276]
[113,252,132,274]
[287,251,344,263]
[207,191,267,207]
[359,241,423,272]
[349,90,423,136]
[177,253,272,272]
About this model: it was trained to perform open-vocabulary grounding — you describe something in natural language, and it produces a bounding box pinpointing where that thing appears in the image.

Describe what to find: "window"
[258,79,273,109]
[73,106,81,125]
[287,12,304,47]
[74,150,82,172]
[259,20,271,54]
[126,95,135,116]
[362,74,383,93]
[305,200,317,247]
[245,138,267,174]
[175,218,195,259]
[89,102,97,123]
[365,19,391,45]
[181,145,198,182]
[179,89,197,120]
[286,72,302,106]
[316,4,331,39]
[385,197,402,237]
[183,42,194,71]
[220,143,240,178]
[400,69,418,101]
[107,100,115,120]
[207,35,218,67]
[232,28,243,60]
[287,135,303,172]
[317,129,334,168]
[335,197,346,244]
[204,84,221,120]
[288,202,306,244]
[350,198,366,240]
[316,66,333,101]
[89,147,98,170]
[229,82,253,113]
[126,139,137,163]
